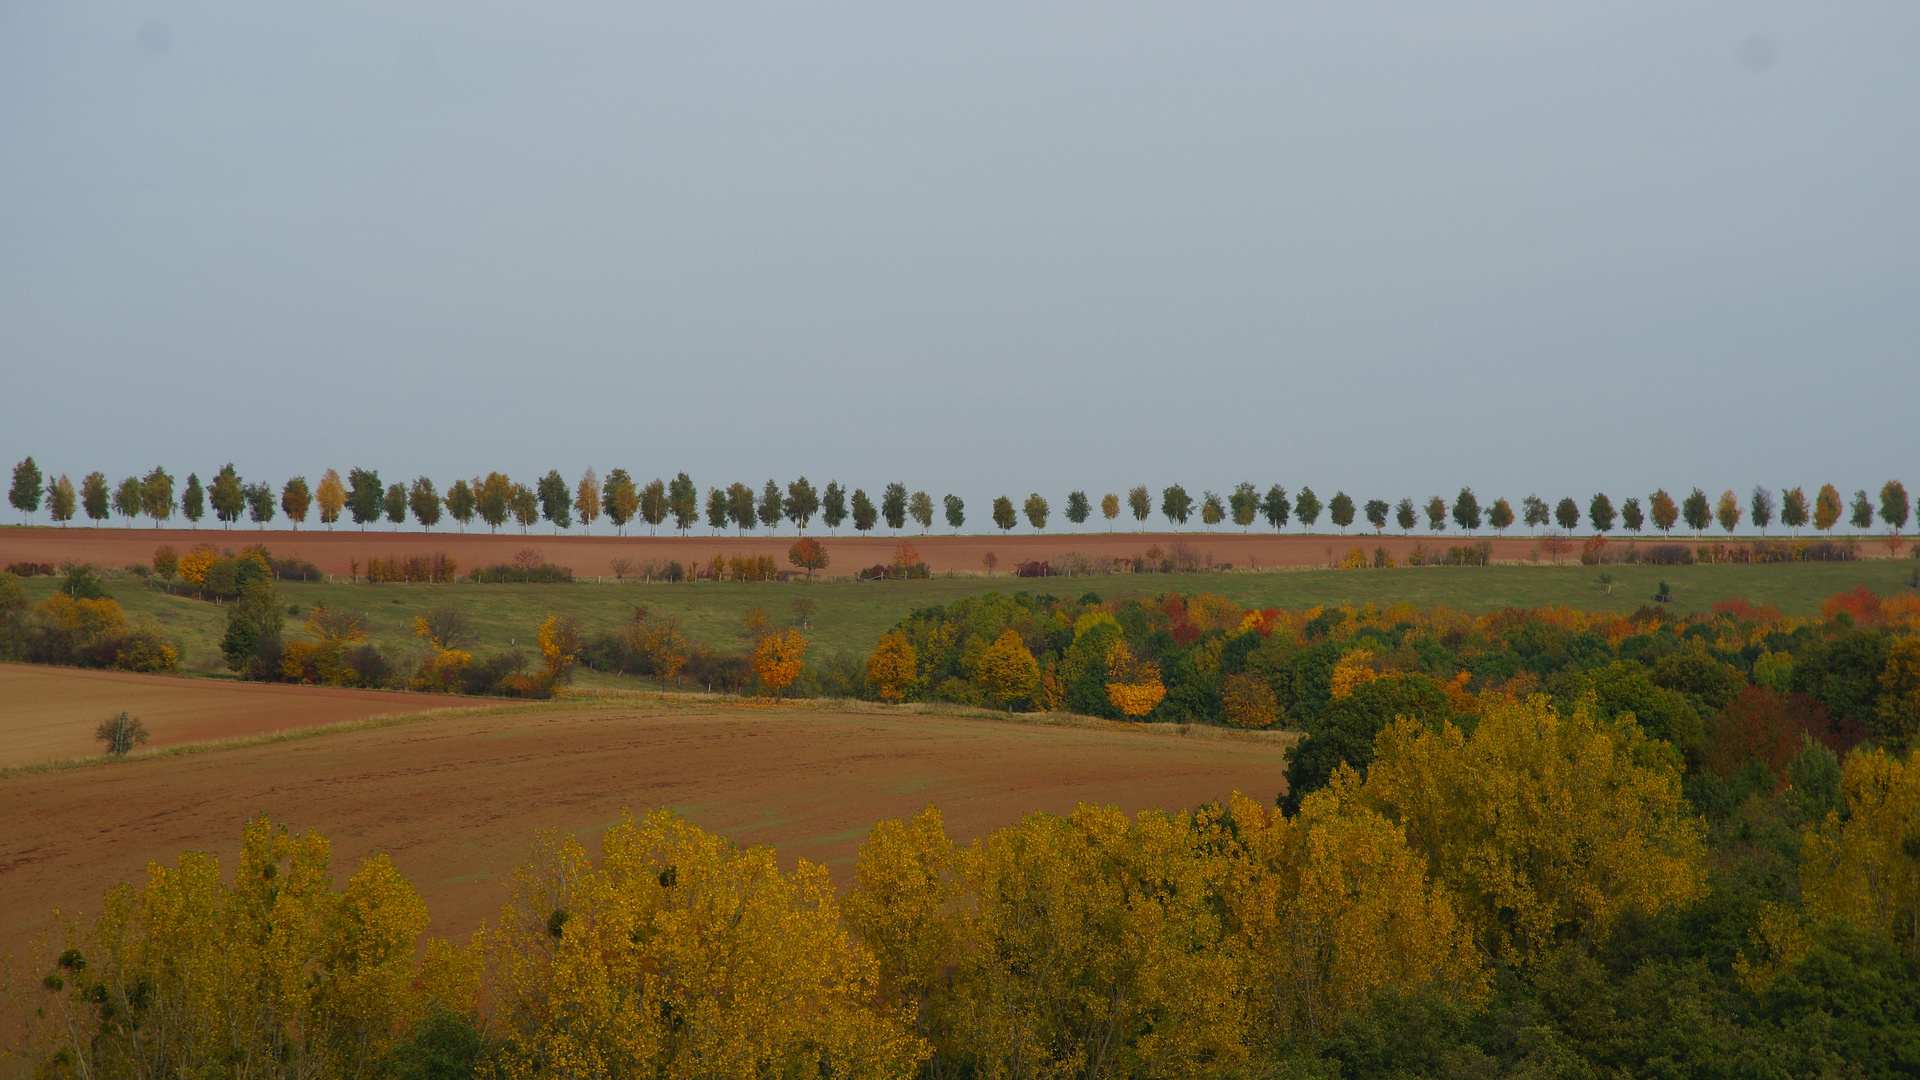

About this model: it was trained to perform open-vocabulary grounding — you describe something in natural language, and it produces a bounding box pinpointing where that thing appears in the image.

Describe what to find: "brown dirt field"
[0,524,1568,578]
[0,700,1292,971]
[0,664,494,769]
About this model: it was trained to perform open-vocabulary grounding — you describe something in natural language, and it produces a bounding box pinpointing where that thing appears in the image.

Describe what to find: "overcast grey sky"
[3,2,1915,526]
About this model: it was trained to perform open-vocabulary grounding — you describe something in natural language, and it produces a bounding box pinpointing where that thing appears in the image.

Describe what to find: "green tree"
[852,488,878,534]
[138,467,175,527]
[1882,480,1911,535]
[785,476,819,532]
[1451,488,1480,534]
[1295,487,1323,531]
[1589,493,1615,534]
[112,476,144,524]
[1680,488,1710,535]
[221,577,284,673]
[1780,486,1809,535]
[1329,491,1356,533]
[601,469,637,534]
[409,477,441,529]
[991,495,1016,533]
[510,484,539,532]
[1364,498,1390,533]
[82,471,111,525]
[47,474,76,525]
[1396,497,1416,533]
[1850,489,1875,532]
[346,467,383,529]
[1423,495,1446,532]
[944,493,965,531]
[8,456,41,521]
[1066,490,1092,528]
[1201,491,1225,528]
[1229,483,1259,530]
[446,478,477,532]
[639,478,668,535]
[758,479,785,531]
[668,472,698,533]
[244,482,277,527]
[281,477,311,529]
[822,481,848,534]
[1256,485,1289,531]
[1488,497,1514,535]
[536,470,572,531]
[473,473,512,533]
[180,472,204,527]
[1621,496,1644,533]
[1520,495,1548,533]
[1128,485,1152,529]
[1554,496,1580,533]
[725,482,756,533]
[1161,484,1193,528]
[881,482,908,534]
[1751,486,1775,535]
[210,463,246,527]
[704,487,729,533]
[1024,493,1051,530]
[1650,489,1679,535]
[909,490,934,533]
[369,482,399,527]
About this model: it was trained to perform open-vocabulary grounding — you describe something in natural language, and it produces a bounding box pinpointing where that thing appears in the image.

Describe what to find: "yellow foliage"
[1215,789,1487,1040]
[866,630,918,702]
[34,593,127,645]
[1350,696,1706,957]
[485,810,925,1079]
[1327,648,1379,700]
[976,629,1040,709]
[1338,545,1368,569]
[1801,746,1920,960]
[1732,900,1814,994]
[1186,592,1243,631]
[537,614,581,687]
[752,627,806,695]
[1105,641,1166,717]
[38,817,440,1080]
[1221,671,1278,729]
[175,542,217,586]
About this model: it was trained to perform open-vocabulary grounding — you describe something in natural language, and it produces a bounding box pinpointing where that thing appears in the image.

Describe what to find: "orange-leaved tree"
[1814,483,1843,533]
[753,628,806,696]
[789,537,829,581]
[867,630,918,702]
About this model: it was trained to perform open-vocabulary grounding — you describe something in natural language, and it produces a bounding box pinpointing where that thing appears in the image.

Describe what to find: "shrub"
[94,712,149,756]
[4,561,55,577]
[469,562,573,584]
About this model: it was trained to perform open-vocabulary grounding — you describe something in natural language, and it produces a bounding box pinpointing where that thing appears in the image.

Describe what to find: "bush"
[468,562,573,584]
[272,556,324,581]
[366,553,457,583]
[4,562,54,577]
[1640,544,1695,566]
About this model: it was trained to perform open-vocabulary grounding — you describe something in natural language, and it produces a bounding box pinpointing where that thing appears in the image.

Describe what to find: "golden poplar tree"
[866,630,918,702]
[1801,747,1920,960]
[1351,696,1706,957]
[485,810,925,1079]
[316,468,347,528]
[975,629,1039,709]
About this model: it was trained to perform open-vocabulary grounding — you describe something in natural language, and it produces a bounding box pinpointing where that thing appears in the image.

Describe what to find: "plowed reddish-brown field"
[0,664,494,768]
[0,688,1291,969]
[0,524,1550,577]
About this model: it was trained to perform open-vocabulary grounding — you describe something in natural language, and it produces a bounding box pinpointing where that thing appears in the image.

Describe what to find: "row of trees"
[9,457,1912,539]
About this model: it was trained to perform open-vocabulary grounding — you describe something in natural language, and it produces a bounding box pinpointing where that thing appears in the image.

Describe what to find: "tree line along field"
[7,454,1914,542]
[10,559,1918,677]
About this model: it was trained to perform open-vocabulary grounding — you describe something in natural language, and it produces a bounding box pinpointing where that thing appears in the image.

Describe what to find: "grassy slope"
[20,559,1919,675]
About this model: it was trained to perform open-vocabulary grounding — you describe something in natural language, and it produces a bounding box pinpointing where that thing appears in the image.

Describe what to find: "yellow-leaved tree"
[752,628,806,696]
[1814,483,1843,533]
[35,817,462,1080]
[537,614,582,690]
[975,629,1039,709]
[847,804,1247,1078]
[866,630,918,703]
[316,468,347,529]
[1105,641,1166,717]
[1211,789,1487,1042]
[1801,747,1920,960]
[484,810,925,1080]
[1349,696,1707,958]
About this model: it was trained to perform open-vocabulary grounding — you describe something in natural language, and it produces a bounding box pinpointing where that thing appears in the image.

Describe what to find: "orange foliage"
[1822,586,1882,626]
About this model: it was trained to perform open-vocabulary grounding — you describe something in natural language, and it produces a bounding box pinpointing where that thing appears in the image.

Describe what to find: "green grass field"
[19,559,1919,676]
